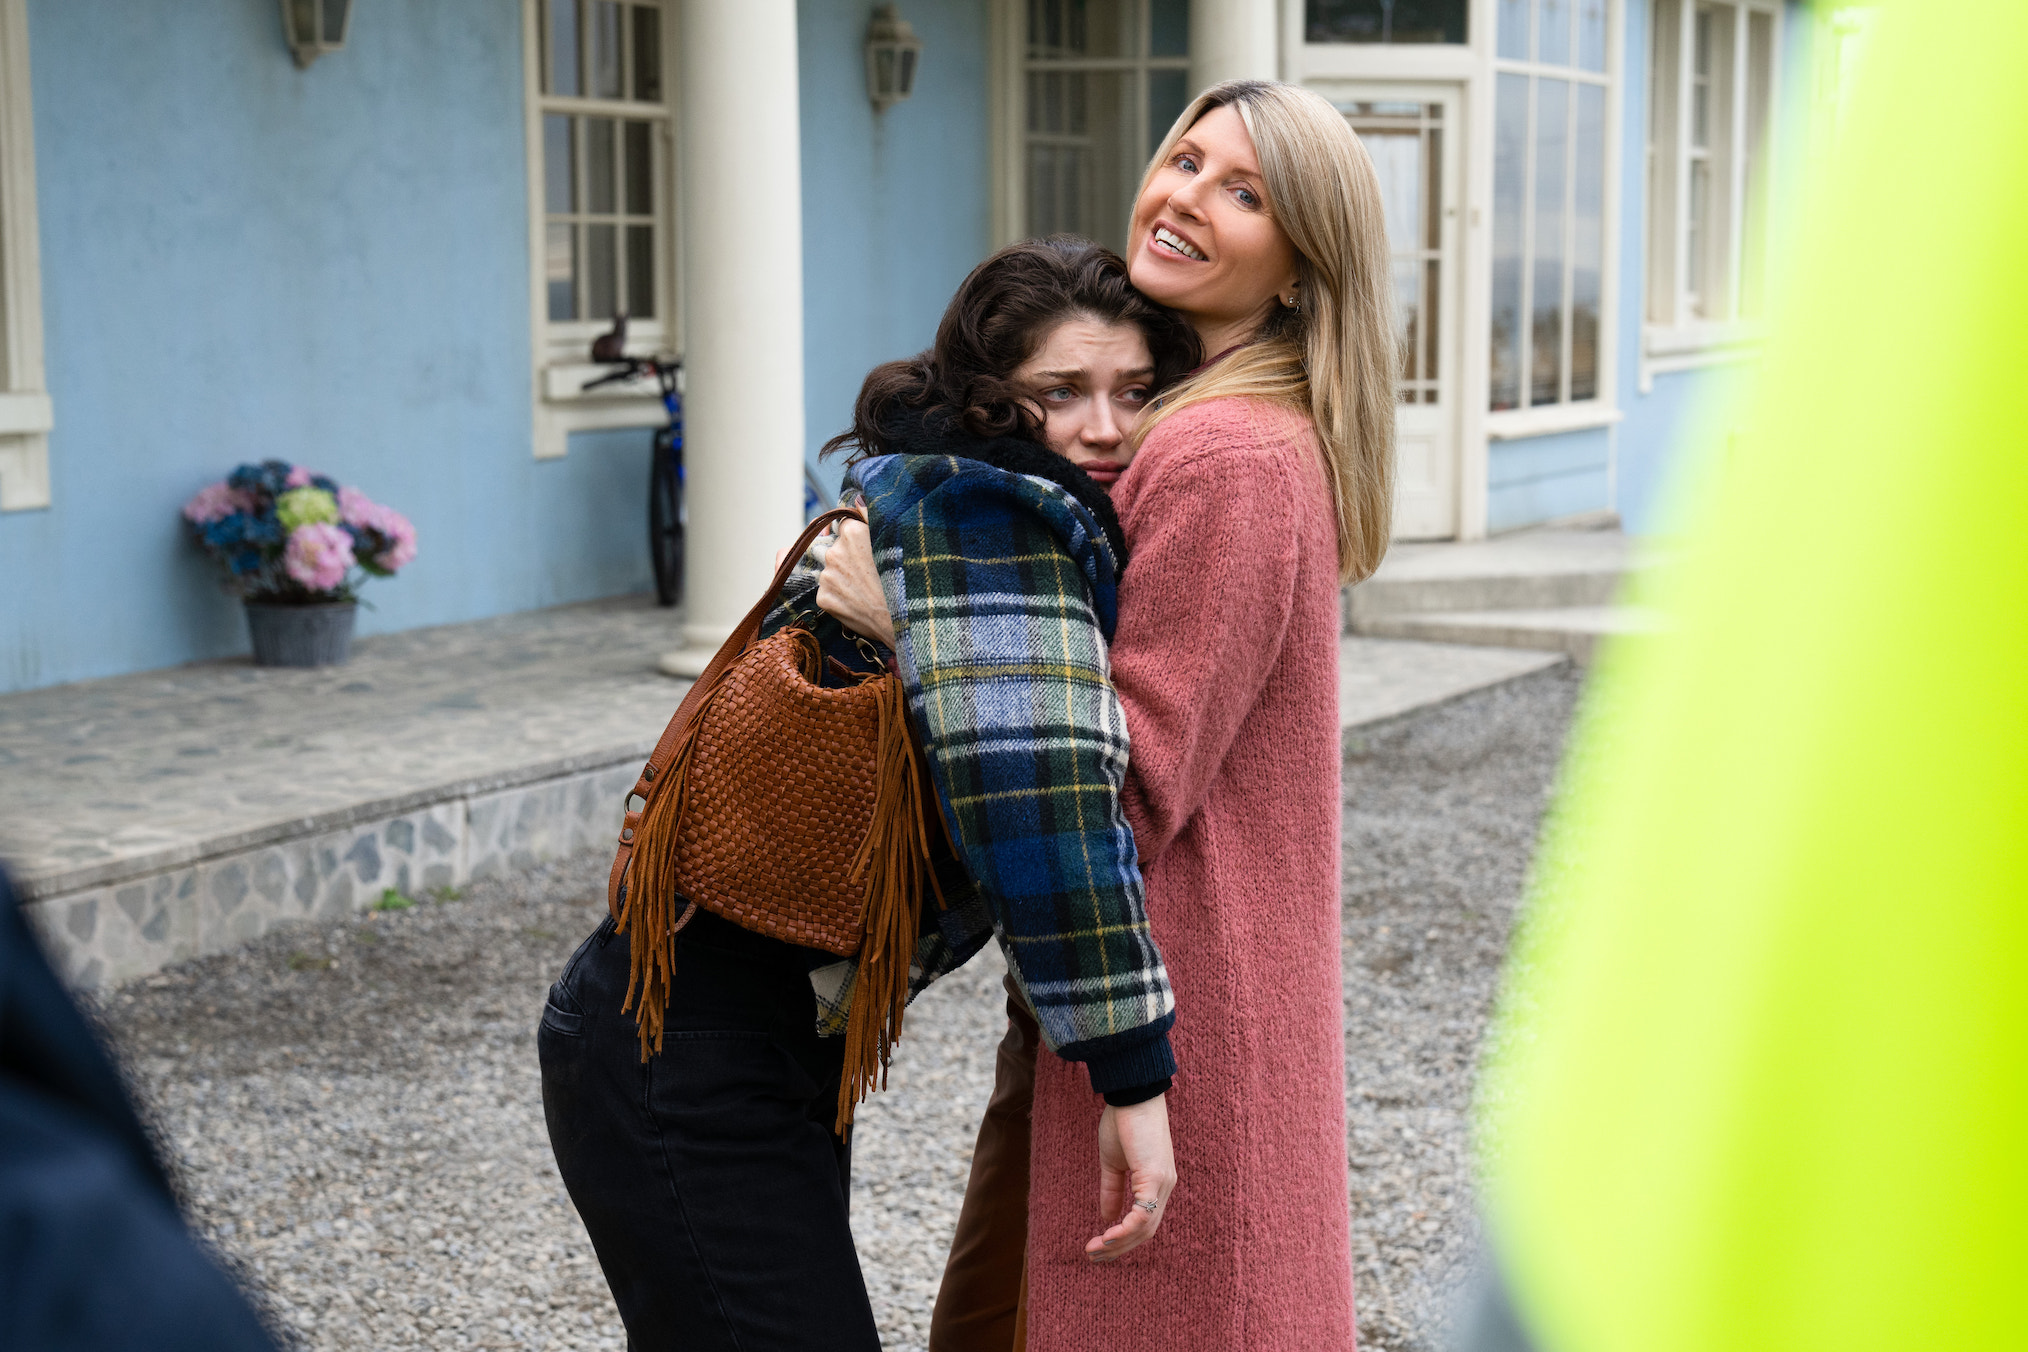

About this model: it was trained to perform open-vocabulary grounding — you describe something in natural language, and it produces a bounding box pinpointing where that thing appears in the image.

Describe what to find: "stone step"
[1357,606,1662,665]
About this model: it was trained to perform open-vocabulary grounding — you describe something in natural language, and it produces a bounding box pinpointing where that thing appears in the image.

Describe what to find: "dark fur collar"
[877,407,1129,570]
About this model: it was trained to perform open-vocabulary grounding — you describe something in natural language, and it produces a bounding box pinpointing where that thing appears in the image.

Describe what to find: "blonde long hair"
[1133,81,1396,583]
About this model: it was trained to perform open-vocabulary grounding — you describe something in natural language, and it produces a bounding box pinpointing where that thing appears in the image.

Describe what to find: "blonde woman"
[824,80,1394,1349]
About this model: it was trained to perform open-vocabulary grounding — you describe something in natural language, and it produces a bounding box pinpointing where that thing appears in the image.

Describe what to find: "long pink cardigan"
[1024,397,1357,1350]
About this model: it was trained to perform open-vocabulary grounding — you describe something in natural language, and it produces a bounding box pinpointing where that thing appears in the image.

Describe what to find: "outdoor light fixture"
[280,0,352,68]
[864,4,923,112]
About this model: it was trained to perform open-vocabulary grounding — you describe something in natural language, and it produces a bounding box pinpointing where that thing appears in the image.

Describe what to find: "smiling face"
[1128,103,1303,355]
[1011,317,1157,488]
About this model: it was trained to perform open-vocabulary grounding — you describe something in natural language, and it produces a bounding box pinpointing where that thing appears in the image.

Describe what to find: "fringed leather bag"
[605,508,944,1132]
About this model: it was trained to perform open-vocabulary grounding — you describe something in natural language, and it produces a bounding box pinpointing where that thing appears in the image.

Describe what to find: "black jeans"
[538,911,880,1351]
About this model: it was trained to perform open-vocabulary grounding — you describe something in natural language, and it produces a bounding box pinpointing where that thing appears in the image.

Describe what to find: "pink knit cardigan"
[1024,397,1357,1350]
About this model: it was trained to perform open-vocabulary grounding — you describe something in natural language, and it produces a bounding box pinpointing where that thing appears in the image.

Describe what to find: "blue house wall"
[0,0,991,695]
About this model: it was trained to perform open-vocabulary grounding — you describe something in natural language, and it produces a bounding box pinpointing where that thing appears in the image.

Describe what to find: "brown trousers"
[929,974,1041,1352]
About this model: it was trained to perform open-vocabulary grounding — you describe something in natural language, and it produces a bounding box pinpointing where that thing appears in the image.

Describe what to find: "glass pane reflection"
[1306,0,1467,44]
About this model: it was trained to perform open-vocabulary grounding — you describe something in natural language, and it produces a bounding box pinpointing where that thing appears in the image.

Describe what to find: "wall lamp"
[865,4,923,112]
[281,0,353,68]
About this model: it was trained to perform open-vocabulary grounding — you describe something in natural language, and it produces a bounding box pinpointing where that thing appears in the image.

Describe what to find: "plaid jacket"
[841,450,1177,1092]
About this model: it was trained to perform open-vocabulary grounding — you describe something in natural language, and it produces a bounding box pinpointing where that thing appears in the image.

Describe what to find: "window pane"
[626,225,656,318]
[1740,9,1774,317]
[1029,0,1134,60]
[546,223,577,321]
[587,224,617,320]
[632,6,663,103]
[624,120,654,215]
[548,0,580,97]
[1538,0,1571,65]
[1692,7,1712,147]
[544,114,575,213]
[1151,0,1189,56]
[1531,78,1568,406]
[321,0,345,42]
[1025,69,1134,253]
[1490,72,1528,411]
[1576,0,1606,71]
[590,1,624,99]
[1393,256,1421,390]
[1497,0,1530,59]
[1570,82,1604,401]
[1362,128,1424,255]
[587,118,617,214]
[1305,0,1467,44]
[1149,68,1189,155]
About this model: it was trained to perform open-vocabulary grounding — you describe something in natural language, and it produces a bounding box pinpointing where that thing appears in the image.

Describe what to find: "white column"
[1190,0,1280,95]
[661,0,806,675]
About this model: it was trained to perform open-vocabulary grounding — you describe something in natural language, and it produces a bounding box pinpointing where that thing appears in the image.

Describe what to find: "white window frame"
[521,0,680,461]
[0,0,51,512]
[1641,0,1782,388]
[987,0,1192,252]
[1485,0,1622,436]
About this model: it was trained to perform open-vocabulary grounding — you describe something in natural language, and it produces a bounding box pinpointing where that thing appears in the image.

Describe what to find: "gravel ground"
[92,663,1579,1351]
[1341,665,1582,1352]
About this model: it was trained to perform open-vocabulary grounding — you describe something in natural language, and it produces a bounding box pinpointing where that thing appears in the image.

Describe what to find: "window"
[1490,0,1611,413]
[1646,0,1779,337]
[0,0,50,512]
[1020,0,1191,254]
[1305,0,1467,45]
[524,0,674,458]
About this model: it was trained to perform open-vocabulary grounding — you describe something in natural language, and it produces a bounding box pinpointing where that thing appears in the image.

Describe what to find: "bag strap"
[607,505,866,916]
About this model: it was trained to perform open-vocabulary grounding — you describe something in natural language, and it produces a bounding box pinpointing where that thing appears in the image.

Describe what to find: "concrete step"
[1347,527,1640,624]
[1358,606,1663,665]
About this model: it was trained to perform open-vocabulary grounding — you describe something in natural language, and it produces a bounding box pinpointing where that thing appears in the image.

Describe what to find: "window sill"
[533,372,666,461]
[1639,325,1765,392]
[1485,403,1623,441]
[1644,320,1765,359]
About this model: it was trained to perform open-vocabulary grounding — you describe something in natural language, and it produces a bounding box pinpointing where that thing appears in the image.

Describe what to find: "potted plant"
[182,460,417,668]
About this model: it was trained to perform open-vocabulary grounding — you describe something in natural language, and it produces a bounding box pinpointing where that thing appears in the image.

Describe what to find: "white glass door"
[1322,84,1464,539]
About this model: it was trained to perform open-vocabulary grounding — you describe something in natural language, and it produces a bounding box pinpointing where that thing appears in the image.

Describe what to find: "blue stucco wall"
[0,0,995,693]
[1488,428,1613,534]
[0,0,649,693]
[798,0,992,498]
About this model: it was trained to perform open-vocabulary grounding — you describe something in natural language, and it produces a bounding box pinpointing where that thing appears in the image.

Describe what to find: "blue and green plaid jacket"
[841,449,1177,1093]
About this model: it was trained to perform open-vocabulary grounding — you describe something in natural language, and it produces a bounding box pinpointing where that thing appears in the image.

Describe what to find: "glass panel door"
[1331,86,1463,539]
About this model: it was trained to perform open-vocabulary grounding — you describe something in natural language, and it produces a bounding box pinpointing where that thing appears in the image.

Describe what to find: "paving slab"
[1339,634,1565,728]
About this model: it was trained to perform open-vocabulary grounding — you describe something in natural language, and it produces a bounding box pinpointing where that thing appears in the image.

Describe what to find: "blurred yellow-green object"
[1479,3,2028,1351]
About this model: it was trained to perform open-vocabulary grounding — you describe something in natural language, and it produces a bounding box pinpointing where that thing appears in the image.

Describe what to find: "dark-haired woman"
[538,236,1198,1351]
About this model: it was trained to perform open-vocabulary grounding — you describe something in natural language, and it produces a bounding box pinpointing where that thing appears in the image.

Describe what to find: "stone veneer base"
[22,758,639,990]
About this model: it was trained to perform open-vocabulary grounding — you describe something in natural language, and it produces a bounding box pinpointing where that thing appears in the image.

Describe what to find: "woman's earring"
[1283,294,1300,310]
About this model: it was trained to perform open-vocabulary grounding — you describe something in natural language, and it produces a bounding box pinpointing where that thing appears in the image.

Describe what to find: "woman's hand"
[814,517,899,649]
[1086,1095,1177,1262]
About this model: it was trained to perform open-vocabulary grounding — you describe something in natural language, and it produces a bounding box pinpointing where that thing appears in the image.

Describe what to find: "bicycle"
[586,315,836,609]
[584,315,686,607]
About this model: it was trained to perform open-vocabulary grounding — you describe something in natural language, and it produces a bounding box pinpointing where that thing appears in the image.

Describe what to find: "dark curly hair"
[820,236,1201,462]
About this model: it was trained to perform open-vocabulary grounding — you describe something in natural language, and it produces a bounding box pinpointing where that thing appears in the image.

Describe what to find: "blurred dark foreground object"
[0,866,279,1351]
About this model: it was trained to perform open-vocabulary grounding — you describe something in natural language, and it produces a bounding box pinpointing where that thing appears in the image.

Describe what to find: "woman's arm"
[1111,428,1307,864]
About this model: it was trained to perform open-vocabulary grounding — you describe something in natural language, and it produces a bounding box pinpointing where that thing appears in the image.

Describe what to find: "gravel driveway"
[92,665,1578,1351]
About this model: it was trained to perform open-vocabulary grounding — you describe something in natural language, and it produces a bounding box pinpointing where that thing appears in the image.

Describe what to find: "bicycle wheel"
[648,432,684,608]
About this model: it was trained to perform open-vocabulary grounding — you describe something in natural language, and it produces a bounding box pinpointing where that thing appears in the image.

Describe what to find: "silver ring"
[1134,1198,1159,1213]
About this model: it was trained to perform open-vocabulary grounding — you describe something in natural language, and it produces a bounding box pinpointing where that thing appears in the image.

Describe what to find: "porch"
[0,596,1560,988]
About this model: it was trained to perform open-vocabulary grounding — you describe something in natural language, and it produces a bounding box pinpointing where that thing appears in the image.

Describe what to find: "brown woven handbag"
[604,507,943,1130]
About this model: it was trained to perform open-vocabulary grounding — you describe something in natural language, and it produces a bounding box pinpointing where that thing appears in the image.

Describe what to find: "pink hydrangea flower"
[337,485,377,528]
[181,481,250,524]
[284,521,355,592]
[285,465,318,488]
[370,504,418,571]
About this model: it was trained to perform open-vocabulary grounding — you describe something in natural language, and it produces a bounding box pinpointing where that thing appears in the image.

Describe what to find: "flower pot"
[245,601,357,668]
